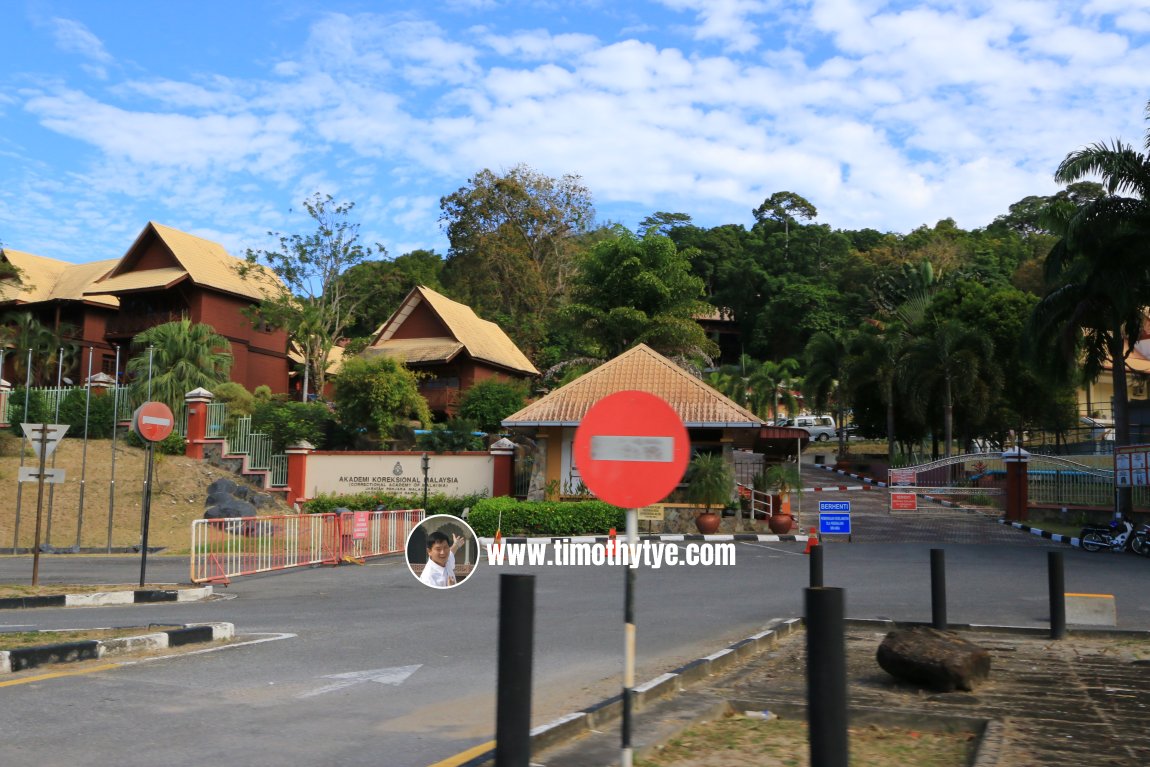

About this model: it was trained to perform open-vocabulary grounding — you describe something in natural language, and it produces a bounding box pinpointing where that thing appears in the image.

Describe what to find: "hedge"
[302,491,485,519]
[467,497,624,537]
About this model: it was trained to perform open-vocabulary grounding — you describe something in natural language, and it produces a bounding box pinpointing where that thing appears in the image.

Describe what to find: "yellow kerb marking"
[0,663,119,688]
[424,740,495,767]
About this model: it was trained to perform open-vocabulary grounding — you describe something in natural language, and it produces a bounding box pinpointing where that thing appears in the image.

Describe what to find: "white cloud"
[475,28,600,60]
[50,18,112,63]
[658,0,775,52]
[23,88,304,179]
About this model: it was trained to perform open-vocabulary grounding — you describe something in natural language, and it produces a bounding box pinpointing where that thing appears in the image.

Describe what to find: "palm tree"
[749,357,800,421]
[0,311,78,385]
[849,323,901,462]
[685,452,734,527]
[126,319,233,413]
[1029,102,1150,516]
[803,331,853,457]
[900,320,991,458]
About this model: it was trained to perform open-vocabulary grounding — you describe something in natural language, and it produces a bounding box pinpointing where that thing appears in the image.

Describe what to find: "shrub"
[467,497,625,537]
[212,382,255,417]
[124,429,186,455]
[416,418,484,452]
[302,492,486,519]
[251,400,335,452]
[458,379,528,433]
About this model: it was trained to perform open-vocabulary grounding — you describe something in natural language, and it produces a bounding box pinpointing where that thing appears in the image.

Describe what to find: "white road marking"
[296,664,422,698]
[740,542,804,556]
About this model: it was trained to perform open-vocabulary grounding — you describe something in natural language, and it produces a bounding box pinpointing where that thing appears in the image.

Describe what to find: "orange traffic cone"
[803,527,819,555]
[608,527,617,557]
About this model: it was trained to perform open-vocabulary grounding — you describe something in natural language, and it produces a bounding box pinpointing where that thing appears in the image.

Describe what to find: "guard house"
[501,344,763,499]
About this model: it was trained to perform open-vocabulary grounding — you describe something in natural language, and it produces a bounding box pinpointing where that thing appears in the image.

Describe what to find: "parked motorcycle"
[1080,519,1135,553]
[1130,523,1150,557]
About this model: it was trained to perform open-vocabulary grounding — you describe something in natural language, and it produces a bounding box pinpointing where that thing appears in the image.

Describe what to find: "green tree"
[899,320,992,458]
[338,249,444,338]
[251,399,336,452]
[126,319,232,413]
[562,227,718,360]
[440,164,595,355]
[243,193,380,400]
[0,311,80,386]
[457,379,528,434]
[1030,102,1150,515]
[803,331,853,457]
[753,191,818,257]
[333,356,431,445]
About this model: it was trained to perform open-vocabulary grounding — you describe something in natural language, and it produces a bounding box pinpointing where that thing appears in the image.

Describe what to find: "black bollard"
[806,587,848,767]
[1048,550,1065,640]
[496,574,535,767]
[930,548,947,630]
[809,543,824,588]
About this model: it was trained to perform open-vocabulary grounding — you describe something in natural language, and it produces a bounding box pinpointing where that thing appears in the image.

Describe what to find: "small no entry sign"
[573,391,689,509]
[133,401,176,443]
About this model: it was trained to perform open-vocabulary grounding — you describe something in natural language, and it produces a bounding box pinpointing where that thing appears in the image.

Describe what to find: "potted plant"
[685,453,733,534]
[758,463,801,534]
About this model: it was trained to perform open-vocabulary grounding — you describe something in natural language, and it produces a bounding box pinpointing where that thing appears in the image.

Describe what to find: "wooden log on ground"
[876,626,991,692]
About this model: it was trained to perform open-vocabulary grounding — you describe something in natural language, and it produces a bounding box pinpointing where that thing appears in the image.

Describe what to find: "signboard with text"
[306,453,495,499]
[890,492,918,511]
[1114,445,1150,487]
[818,499,852,535]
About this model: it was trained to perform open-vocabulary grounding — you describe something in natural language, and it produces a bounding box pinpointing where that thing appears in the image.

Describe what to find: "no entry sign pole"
[132,401,175,587]
[573,391,689,767]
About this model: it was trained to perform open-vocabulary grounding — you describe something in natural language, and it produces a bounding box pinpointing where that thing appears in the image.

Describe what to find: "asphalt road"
[2,483,1149,767]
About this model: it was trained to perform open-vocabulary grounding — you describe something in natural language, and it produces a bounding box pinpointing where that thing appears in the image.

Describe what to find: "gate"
[888,453,1119,512]
[888,453,1007,511]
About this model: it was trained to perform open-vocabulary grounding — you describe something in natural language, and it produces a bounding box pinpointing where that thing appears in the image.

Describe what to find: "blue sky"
[2,0,1148,265]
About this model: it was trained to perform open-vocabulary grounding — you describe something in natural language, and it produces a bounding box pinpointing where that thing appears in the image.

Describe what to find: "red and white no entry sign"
[132,401,176,443]
[573,390,690,509]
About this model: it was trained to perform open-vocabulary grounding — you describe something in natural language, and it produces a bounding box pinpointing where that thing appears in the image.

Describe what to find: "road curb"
[997,520,1082,548]
[0,622,234,674]
[0,585,213,610]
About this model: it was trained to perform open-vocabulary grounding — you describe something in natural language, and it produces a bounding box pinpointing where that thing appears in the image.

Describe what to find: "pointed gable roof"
[0,248,119,308]
[368,286,538,376]
[502,344,763,428]
[85,222,283,301]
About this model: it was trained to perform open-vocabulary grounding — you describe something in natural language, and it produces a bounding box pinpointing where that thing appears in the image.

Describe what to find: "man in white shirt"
[419,530,465,588]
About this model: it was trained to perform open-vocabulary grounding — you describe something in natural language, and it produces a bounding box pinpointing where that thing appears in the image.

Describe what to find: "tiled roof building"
[365,285,538,417]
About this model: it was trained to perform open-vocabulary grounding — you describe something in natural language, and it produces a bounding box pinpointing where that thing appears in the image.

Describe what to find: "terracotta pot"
[695,511,722,534]
[768,512,794,534]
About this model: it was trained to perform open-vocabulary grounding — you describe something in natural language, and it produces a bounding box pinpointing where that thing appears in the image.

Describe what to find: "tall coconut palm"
[900,320,991,458]
[750,357,801,421]
[849,323,901,461]
[803,331,853,457]
[1030,101,1150,516]
[126,319,232,413]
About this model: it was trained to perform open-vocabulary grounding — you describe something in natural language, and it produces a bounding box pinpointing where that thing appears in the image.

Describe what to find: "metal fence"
[189,509,425,584]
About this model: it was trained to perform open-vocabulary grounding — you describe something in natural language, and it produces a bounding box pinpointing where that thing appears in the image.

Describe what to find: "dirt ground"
[0,435,288,554]
[636,716,972,767]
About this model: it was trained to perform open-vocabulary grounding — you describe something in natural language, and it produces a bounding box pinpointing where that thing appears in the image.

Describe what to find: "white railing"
[189,509,425,584]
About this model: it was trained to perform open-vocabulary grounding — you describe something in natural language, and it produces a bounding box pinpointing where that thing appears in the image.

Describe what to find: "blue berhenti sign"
[818,500,851,534]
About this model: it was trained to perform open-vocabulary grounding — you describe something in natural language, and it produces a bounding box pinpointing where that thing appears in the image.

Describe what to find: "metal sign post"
[20,423,70,585]
[131,401,174,587]
[572,391,690,767]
